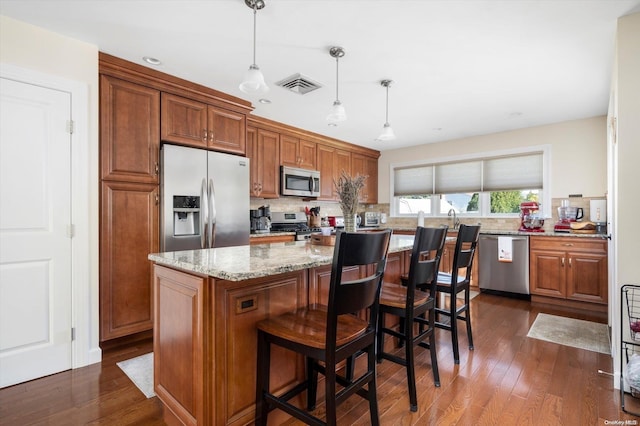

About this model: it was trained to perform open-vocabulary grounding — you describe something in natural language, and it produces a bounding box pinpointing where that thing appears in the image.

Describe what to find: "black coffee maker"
[250,205,271,233]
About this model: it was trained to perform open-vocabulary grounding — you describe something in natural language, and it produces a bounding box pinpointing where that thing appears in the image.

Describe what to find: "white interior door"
[0,77,72,388]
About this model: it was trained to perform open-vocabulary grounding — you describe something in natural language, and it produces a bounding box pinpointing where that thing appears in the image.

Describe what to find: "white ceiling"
[2,0,639,151]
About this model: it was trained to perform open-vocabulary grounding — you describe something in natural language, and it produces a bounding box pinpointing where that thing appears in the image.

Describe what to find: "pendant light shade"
[240,0,268,94]
[376,79,396,141]
[327,46,346,124]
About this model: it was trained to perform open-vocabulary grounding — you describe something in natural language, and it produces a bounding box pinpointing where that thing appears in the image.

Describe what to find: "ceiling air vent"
[275,73,322,95]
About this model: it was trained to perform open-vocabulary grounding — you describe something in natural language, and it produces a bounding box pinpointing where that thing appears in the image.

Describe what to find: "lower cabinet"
[153,266,307,426]
[529,236,608,307]
[100,181,158,341]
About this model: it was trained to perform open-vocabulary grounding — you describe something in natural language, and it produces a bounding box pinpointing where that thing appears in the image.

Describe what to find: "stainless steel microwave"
[281,166,320,197]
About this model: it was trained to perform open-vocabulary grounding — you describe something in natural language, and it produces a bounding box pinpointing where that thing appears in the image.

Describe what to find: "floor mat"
[116,352,155,398]
[527,313,610,354]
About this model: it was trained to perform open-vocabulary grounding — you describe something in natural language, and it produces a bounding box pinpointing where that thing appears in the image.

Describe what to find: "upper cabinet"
[161,93,246,155]
[351,153,378,204]
[280,133,317,170]
[317,144,351,201]
[100,75,160,183]
[247,126,280,199]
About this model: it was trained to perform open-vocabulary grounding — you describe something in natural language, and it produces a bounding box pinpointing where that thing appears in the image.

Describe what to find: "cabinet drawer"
[530,236,606,254]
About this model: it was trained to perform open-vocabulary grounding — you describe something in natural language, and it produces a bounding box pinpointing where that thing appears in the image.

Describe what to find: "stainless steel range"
[270,212,312,241]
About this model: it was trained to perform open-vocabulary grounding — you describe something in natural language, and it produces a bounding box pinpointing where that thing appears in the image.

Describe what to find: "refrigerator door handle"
[208,178,216,248]
[200,178,208,249]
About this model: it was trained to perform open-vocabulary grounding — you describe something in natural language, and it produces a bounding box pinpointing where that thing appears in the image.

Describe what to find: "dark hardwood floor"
[2,292,639,425]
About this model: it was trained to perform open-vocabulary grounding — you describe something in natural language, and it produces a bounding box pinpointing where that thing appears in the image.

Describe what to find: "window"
[391,147,549,217]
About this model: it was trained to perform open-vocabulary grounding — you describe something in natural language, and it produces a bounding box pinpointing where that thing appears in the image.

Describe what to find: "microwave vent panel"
[276,73,323,95]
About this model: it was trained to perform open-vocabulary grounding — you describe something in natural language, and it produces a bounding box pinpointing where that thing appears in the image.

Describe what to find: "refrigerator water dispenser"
[173,196,200,236]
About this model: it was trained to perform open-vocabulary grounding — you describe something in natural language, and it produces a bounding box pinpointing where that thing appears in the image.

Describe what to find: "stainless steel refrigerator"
[161,144,250,251]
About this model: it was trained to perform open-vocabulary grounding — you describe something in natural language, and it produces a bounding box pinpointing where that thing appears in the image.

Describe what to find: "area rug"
[116,352,155,398]
[527,313,610,354]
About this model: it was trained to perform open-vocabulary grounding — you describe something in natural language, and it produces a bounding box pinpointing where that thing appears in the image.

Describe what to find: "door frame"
[1,63,101,369]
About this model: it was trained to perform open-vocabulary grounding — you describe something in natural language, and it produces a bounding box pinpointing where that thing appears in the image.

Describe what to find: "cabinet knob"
[203,129,208,142]
[562,258,565,267]
[209,130,214,143]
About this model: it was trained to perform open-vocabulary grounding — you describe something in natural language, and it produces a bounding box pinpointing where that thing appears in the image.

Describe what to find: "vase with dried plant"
[333,170,366,232]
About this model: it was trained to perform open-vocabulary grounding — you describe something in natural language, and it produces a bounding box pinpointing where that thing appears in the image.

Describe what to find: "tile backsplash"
[251,196,606,232]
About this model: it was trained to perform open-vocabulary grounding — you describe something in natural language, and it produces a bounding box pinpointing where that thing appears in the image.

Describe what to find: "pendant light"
[239,0,269,94]
[376,79,396,141]
[327,46,346,124]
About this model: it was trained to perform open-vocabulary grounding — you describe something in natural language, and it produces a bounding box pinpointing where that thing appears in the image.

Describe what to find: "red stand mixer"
[519,201,545,232]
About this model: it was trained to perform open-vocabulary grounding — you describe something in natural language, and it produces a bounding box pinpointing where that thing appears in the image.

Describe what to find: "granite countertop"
[149,233,415,282]
[387,226,608,239]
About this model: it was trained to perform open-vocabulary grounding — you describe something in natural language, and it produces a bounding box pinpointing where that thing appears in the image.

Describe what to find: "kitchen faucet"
[448,208,460,230]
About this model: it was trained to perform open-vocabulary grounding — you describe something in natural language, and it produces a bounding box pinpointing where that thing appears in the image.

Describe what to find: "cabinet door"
[351,154,378,204]
[247,126,259,196]
[100,181,158,341]
[529,249,565,298]
[317,145,352,201]
[100,75,160,183]
[160,93,207,148]
[317,145,336,200]
[207,106,246,155]
[298,139,317,170]
[280,134,300,168]
[255,128,280,199]
[566,251,608,304]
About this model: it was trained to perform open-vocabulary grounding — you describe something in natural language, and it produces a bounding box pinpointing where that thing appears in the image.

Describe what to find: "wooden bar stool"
[435,224,480,364]
[376,226,448,412]
[255,229,392,426]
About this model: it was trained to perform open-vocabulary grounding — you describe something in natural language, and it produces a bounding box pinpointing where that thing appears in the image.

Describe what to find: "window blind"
[435,160,482,193]
[393,152,543,196]
[483,153,543,191]
[394,165,433,195]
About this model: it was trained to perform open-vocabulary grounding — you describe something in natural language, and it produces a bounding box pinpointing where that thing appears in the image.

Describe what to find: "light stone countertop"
[149,233,416,282]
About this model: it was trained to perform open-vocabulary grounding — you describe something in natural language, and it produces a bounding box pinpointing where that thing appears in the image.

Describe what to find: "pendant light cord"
[252,4,257,66]
[385,84,389,124]
[335,56,340,102]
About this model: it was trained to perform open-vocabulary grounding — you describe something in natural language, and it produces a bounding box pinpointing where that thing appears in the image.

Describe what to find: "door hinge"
[71,327,76,341]
[66,120,74,134]
[67,224,75,238]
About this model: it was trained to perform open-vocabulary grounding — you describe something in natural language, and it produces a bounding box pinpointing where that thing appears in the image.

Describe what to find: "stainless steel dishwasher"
[479,234,530,297]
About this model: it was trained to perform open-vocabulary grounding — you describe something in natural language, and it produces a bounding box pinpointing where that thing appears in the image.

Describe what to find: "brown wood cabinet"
[153,266,307,426]
[100,181,158,341]
[247,126,280,198]
[100,75,160,183]
[530,236,608,308]
[351,153,378,204]
[317,144,351,201]
[99,53,253,344]
[161,93,246,155]
[280,133,316,170]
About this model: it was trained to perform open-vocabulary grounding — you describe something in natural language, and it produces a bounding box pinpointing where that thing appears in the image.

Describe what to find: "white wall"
[613,12,640,381]
[378,116,607,203]
[0,16,100,365]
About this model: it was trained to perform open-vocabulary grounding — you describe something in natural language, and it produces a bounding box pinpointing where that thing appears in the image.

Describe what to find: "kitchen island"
[148,234,414,426]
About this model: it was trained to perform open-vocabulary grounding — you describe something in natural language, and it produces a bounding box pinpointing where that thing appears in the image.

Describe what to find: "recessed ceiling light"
[258,98,271,104]
[143,56,162,66]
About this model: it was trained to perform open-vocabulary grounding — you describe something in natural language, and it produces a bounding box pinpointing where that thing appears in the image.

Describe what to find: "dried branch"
[333,170,366,216]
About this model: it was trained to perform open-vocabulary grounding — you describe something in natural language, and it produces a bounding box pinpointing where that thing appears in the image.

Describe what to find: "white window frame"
[389,145,551,218]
